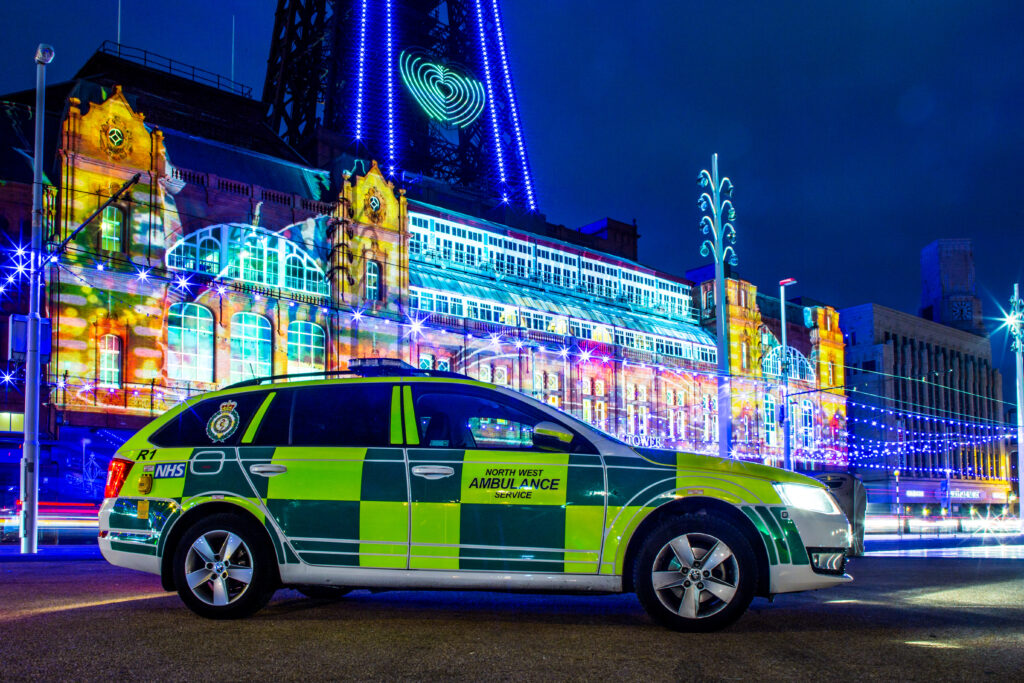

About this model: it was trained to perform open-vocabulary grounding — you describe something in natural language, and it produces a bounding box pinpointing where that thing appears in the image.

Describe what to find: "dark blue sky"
[1,0,1022,396]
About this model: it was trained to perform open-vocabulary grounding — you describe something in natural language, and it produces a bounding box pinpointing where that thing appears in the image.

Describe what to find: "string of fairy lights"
[0,182,1017,483]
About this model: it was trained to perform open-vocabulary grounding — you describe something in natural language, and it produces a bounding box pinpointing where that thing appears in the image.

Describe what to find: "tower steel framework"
[264,0,537,209]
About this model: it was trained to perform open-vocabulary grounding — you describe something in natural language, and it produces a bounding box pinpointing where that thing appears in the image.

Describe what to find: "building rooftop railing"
[97,41,253,99]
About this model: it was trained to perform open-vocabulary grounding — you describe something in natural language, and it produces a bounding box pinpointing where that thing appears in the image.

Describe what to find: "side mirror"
[533,421,573,451]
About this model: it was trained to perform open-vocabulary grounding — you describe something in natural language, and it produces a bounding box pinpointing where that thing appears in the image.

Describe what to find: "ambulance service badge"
[206,401,240,443]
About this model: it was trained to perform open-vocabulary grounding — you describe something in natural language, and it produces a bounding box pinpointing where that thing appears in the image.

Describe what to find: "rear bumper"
[98,498,161,576]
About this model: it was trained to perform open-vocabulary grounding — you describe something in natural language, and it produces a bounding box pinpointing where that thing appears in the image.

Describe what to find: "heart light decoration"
[399,50,486,128]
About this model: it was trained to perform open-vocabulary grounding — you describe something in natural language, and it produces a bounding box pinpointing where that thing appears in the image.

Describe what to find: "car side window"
[289,383,392,447]
[150,391,268,447]
[410,385,595,453]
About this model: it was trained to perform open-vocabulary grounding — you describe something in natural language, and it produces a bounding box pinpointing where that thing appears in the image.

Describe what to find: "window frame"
[98,334,122,388]
[99,205,125,253]
[366,260,381,302]
[167,303,215,382]
[230,312,273,384]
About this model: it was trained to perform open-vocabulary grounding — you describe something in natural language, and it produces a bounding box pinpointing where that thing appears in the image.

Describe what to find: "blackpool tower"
[263,0,537,210]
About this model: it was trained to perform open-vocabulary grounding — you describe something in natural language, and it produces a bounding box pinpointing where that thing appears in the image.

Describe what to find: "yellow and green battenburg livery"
[104,377,823,581]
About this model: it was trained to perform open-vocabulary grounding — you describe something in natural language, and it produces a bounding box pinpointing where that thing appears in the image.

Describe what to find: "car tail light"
[104,458,133,499]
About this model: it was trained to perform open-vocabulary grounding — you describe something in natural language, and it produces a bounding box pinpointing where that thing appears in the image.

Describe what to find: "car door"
[239,381,409,569]
[403,382,605,575]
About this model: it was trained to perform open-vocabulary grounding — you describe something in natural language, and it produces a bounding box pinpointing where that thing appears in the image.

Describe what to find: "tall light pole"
[1006,283,1023,531]
[20,44,54,554]
[779,278,797,470]
[699,153,737,460]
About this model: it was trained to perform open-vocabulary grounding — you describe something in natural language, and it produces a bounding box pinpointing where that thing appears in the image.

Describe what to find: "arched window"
[287,321,325,374]
[98,334,122,387]
[100,206,124,252]
[366,261,380,301]
[167,303,214,382]
[231,313,272,383]
[167,224,329,296]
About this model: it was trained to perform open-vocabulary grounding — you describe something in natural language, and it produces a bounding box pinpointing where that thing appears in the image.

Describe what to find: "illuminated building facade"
[0,47,848,505]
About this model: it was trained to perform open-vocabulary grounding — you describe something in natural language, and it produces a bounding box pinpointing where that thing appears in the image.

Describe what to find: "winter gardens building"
[0,48,853,504]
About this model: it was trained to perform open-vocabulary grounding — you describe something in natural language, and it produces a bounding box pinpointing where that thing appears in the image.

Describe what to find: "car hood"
[633,448,827,488]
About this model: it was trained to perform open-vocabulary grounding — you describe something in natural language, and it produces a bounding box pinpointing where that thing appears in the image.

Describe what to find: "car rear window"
[289,383,392,447]
[150,391,268,448]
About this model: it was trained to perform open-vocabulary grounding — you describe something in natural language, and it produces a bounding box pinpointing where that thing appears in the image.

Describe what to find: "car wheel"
[296,586,352,600]
[172,513,277,619]
[634,513,758,632]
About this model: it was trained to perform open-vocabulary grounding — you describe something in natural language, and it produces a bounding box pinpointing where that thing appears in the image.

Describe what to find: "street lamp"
[20,43,54,554]
[698,153,738,460]
[1005,283,1023,531]
[779,277,797,470]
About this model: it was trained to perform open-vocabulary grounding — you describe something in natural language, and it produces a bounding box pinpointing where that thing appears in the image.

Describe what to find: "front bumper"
[770,506,852,594]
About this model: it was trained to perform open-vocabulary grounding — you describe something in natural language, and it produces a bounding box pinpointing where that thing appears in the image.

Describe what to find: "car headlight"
[774,482,841,515]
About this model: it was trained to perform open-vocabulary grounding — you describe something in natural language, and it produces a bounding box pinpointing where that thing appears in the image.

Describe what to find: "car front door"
[239,381,409,569]
[403,382,605,575]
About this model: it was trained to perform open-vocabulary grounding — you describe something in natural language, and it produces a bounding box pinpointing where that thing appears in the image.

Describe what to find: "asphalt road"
[1,557,1022,681]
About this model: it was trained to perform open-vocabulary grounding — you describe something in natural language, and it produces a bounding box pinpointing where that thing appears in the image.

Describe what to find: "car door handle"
[411,465,455,480]
[249,464,287,477]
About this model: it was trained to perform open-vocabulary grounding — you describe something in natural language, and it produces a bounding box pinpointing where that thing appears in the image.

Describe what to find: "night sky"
[1,0,1022,398]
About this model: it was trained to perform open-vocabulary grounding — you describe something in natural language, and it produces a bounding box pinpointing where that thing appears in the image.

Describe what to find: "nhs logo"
[154,463,186,479]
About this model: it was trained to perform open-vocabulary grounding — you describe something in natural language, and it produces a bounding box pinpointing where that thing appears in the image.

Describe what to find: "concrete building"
[841,240,1012,515]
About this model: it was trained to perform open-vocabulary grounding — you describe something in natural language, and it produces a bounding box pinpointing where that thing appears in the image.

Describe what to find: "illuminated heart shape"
[399,50,486,128]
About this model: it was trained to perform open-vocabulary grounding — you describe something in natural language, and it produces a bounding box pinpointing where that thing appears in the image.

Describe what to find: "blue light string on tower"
[385,0,396,174]
[473,0,508,189]
[353,0,369,141]
[489,0,536,210]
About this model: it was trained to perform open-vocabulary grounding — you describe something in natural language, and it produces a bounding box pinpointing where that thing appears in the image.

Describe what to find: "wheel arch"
[159,501,282,592]
[620,496,770,597]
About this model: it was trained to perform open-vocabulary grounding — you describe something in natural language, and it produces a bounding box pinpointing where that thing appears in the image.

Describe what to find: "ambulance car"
[99,360,851,631]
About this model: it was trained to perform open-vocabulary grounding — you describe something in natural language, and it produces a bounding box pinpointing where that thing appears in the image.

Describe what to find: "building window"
[827,361,836,386]
[287,321,325,374]
[100,206,124,252]
[419,354,434,370]
[366,261,380,301]
[764,395,776,447]
[230,313,272,383]
[494,366,508,385]
[98,334,121,387]
[595,400,607,429]
[801,400,814,448]
[167,303,215,382]
[167,225,328,296]
[741,341,749,370]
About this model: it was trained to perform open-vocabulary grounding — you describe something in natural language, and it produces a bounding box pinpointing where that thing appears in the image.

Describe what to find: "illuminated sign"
[620,434,665,449]
[905,489,926,498]
[949,489,983,500]
[993,491,1007,501]
[399,50,486,128]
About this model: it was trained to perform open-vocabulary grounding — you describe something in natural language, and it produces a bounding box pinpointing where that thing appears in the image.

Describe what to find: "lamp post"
[779,278,797,470]
[1006,283,1023,531]
[20,43,54,554]
[698,154,737,460]
[894,469,901,537]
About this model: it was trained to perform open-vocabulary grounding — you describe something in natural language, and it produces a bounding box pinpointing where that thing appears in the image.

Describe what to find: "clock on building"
[951,299,973,321]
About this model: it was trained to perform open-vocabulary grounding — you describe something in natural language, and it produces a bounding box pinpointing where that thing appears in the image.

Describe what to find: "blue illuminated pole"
[1006,283,1023,531]
[21,44,54,554]
[699,154,737,460]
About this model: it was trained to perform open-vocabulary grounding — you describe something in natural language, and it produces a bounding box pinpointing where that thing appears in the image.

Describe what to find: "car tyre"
[634,513,758,632]
[173,513,278,619]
